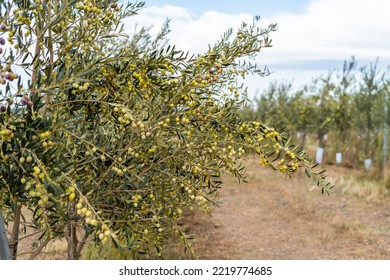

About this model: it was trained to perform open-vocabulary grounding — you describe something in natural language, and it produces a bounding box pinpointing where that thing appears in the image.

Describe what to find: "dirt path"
[186,158,390,259]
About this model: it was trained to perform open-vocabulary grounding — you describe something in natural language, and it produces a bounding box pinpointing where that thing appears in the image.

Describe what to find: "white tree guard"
[336,152,342,164]
[0,210,11,260]
[316,147,324,164]
[364,159,372,171]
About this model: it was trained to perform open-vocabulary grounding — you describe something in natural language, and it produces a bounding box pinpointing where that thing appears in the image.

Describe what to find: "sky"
[123,0,390,99]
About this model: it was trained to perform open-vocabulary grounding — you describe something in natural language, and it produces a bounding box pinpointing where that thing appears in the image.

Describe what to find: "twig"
[43,0,53,116]
[28,238,51,260]
[17,229,44,242]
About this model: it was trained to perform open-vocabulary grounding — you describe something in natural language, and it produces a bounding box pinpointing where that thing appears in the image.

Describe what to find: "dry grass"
[334,174,390,201]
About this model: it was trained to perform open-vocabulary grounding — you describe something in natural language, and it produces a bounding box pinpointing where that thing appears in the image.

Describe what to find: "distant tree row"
[241,58,390,172]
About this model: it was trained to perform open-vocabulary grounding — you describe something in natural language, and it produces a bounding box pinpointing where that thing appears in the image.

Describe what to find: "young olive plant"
[0,0,332,260]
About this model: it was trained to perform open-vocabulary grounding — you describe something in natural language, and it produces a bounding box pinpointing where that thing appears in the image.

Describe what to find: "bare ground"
[183,158,390,260]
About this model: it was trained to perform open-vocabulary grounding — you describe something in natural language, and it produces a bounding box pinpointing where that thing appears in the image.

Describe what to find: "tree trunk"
[318,131,325,148]
[300,131,306,150]
[9,204,22,260]
[70,223,78,259]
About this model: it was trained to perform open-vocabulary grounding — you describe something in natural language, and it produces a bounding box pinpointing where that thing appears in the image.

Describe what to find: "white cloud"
[267,0,390,65]
[123,0,390,97]
[124,5,254,54]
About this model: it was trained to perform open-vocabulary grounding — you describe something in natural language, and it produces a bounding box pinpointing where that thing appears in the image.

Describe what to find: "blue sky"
[142,0,311,17]
[125,0,390,97]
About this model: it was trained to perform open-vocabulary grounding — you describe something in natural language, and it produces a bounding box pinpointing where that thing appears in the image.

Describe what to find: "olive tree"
[352,60,385,167]
[288,88,317,149]
[0,0,330,259]
[332,59,356,159]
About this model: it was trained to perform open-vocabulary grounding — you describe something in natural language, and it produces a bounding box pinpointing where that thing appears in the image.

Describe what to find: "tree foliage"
[0,1,329,259]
